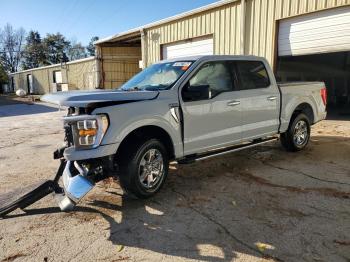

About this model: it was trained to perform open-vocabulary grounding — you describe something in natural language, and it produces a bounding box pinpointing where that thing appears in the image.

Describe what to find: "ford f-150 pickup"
[12,55,327,212]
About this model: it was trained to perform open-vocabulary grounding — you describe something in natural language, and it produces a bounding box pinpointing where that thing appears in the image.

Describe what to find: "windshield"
[120,61,193,91]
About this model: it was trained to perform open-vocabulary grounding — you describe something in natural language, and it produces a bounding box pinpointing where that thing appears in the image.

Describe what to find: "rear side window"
[236,61,270,90]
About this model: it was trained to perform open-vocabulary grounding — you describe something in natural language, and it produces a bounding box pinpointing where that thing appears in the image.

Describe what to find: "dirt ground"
[0,100,349,262]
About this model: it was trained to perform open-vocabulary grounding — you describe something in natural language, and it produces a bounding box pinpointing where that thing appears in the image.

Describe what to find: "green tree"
[87,36,99,56]
[0,64,8,85]
[21,30,45,70]
[0,64,9,93]
[43,33,70,64]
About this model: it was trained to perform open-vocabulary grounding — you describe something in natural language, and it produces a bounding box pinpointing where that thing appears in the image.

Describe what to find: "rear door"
[234,60,280,140]
[180,60,242,155]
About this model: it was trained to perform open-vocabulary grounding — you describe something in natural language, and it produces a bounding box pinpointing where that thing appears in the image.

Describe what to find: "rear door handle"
[227,101,240,106]
[267,96,278,101]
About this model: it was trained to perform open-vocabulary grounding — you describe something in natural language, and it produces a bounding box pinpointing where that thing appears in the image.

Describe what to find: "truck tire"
[118,139,169,199]
[280,113,311,152]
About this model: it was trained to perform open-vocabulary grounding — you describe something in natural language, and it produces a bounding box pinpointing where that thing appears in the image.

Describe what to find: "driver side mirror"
[182,83,210,102]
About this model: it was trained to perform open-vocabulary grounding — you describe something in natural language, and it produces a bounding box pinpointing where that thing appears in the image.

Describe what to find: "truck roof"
[159,55,267,64]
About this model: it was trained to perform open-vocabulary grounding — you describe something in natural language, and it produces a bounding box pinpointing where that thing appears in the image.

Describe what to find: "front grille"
[64,124,74,147]
[67,107,88,116]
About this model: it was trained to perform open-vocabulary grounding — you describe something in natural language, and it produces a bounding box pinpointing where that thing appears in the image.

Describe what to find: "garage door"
[278,6,350,56]
[162,37,213,60]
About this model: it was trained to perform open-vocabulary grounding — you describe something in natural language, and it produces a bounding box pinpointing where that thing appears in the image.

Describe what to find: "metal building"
[96,0,350,111]
[96,46,141,89]
[9,57,99,95]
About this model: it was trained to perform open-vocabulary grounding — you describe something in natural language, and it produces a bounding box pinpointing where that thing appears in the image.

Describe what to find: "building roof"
[10,56,96,75]
[95,0,237,45]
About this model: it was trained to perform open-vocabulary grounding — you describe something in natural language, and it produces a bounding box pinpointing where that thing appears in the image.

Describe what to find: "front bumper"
[63,143,119,161]
[56,161,95,211]
[62,161,94,201]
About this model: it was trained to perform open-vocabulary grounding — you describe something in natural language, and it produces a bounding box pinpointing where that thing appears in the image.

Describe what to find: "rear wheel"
[280,113,311,152]
[118,139,169,199]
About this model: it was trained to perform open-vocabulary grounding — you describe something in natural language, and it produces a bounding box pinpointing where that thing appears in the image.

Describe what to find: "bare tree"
[0,23,26,72]
[68,38,87,61]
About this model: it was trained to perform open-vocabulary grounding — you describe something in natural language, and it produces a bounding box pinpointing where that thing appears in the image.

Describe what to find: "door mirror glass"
[182,83,210,102]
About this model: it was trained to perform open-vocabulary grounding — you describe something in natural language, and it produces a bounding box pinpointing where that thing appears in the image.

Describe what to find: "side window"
[182,61,233,102]
[236,61,270,90]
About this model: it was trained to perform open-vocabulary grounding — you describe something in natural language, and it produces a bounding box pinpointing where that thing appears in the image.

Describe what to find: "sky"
[0,0,218,45]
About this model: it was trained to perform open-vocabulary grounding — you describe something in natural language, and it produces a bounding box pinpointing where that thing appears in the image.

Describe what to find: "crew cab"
[42,55,327,210]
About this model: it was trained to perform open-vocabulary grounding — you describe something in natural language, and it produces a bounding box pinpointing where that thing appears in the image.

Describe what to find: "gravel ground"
[0,101,349,262]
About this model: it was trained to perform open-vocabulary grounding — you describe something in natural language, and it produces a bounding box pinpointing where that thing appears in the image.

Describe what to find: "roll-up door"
[278,6,350,56]
[162,37,214,59]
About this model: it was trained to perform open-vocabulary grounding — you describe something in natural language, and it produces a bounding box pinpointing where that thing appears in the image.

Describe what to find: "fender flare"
[114,117,182,158]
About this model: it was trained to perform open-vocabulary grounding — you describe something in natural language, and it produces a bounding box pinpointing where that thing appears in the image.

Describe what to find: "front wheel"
[280,113,311,152]
[118,139,169,199]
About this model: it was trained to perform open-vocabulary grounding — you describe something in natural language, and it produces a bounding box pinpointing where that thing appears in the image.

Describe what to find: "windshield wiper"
[122,86,140,91]
[144,86,160,91]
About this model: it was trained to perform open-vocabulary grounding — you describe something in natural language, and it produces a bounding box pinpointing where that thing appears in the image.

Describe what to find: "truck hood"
[41,90,159,108]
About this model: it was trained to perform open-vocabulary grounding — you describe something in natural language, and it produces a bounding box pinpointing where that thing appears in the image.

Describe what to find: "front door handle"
[267,96,278,101]
[227,100,240,106]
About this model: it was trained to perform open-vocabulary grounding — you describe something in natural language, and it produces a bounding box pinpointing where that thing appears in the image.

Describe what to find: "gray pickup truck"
[40,55,327,211]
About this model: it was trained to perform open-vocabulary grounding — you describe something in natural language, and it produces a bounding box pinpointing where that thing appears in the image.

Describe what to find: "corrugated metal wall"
[11,58,99,94]
[101,46,141,89]
[145,1,242,65]
[274,0,350,18]
[12,65,61,95]
[145,0,350,67]
[67,59,98,90]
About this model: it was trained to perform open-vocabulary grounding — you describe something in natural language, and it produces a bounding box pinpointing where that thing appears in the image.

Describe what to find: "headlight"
[77,119,98,146]
[64,114,109,149]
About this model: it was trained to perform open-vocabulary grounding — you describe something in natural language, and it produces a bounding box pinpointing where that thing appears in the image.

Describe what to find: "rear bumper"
[63,143,119,161]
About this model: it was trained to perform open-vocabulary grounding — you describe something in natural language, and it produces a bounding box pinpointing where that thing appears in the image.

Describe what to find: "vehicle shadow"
[3,135,349,261]
[0,103,58,117]
[92,135,349,261]
[2,201,258,261]
[2,185,268,261]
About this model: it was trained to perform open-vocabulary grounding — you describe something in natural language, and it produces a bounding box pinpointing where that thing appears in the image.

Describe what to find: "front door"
[180,61,242,155]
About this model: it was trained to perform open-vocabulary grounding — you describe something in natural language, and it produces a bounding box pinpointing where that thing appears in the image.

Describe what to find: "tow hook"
[0,150,98,217]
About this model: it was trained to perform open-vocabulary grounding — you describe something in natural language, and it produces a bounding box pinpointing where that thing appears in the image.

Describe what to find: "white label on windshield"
[173,62,192,67]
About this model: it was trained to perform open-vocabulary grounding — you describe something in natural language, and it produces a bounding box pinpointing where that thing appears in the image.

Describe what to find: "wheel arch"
[116,125,176,160]
[290,102,315,124]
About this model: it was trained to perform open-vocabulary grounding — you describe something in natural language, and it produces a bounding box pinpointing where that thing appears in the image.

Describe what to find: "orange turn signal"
[79,129,97,136]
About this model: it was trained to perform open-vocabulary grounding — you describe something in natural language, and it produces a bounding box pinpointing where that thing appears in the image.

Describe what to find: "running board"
[178,137,278,164]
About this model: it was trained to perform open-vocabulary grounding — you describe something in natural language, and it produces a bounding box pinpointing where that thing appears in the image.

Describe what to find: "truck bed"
[278,81,323,87]
[277,81,327,133]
